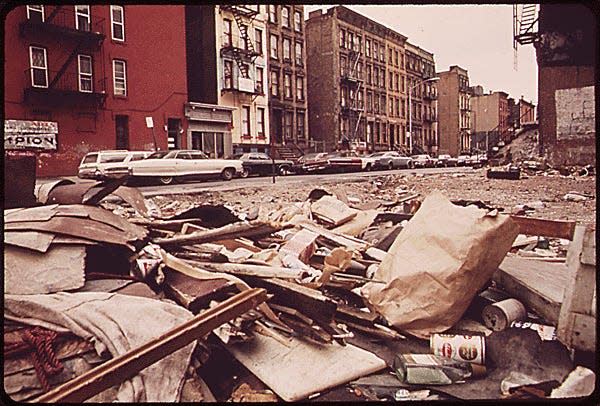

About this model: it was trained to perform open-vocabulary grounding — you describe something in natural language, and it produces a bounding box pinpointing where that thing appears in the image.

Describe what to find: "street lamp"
[408,77,439,155]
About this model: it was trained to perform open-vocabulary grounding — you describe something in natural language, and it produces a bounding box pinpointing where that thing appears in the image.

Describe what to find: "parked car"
[122,149,243,184]
[370,151,414,170]
[78,150,151,180]
[411,154,435,168]
[231,152,294,177]
[292,152,330,174]
[456,154,471,166]
[436,154,458,167]
[327,150,372,172]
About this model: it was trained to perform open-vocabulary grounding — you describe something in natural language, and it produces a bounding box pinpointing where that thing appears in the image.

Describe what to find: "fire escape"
[340,46,364,145]
[513,4,539,69]
[20,6,106,108]
[220,5,260,92]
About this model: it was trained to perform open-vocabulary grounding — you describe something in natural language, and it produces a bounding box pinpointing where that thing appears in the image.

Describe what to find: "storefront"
[185,102,234,158]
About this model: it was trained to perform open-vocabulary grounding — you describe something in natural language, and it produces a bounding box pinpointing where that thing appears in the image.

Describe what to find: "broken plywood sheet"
[332,209,379,238]
[4,245,86,295]
[493,255,569,325]
[310,195,358,226]
[4,230,55,253]
[219,330,387,401]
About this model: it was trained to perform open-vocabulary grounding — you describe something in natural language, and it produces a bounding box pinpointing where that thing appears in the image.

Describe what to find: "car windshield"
[147,151,171,159]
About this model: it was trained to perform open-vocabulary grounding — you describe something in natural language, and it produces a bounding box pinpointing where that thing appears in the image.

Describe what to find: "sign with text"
[145,117,154,128]
[4,120,58,151]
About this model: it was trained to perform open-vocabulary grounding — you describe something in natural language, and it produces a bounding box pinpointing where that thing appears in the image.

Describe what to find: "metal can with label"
[430,333,485,365]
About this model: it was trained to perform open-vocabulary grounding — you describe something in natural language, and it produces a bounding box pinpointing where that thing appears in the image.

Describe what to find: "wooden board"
[219,330,387,401]
[493,255,569,325]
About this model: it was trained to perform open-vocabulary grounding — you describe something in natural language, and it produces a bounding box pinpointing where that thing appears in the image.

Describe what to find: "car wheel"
[159,176,173,185]
[365,164,372,172]
[408,161,414,169]
[240,168,250,178]
[387,162,394,171]
[221,168,235,181]
[278,165,292,176]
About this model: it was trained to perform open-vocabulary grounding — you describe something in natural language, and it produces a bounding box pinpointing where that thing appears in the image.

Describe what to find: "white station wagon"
[124,149,244,184]
[78,150,151,180]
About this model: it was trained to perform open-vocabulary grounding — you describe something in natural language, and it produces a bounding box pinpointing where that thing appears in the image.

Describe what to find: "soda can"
[430,333,485,365]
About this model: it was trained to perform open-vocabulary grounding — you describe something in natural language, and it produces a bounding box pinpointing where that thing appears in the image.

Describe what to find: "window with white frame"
[75,5,90,31]
[294,10,301,32]
[270,34,278,59]
[295,76,304,100]
[297,111,305,139]
[254,28,262,54]
[112,59,127,96]
[257,107,265,136]
[339,29,345,48]
[240,24,249,50]
[284,111,293,139]
[269,5,277,23]
[29,46,48,87]
[295,42,302,65]
[365,39,371,57]
[78,54,93,92]
[270,70,279,96]
[27,5,44,22]
[223,19,232,47]
[281,7,289,27]
[224,60,233,89]
[110,5,124,41]
[242,106,251,137]
[284,73,292,98]
[256,66,264,93]
[282,38,290,60]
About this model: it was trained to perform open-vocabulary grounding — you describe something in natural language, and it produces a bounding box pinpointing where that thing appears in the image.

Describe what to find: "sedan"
[456,154,471,166]
[370,151,414,170]
[292,152,330,174]
[436,154,458,167]
[123,149,244,184]
[326,150,369,172]
[411,154,435,168]
[231,152,294,177]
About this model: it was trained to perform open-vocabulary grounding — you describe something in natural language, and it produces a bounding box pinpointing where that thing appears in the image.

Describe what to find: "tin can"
[482,298,527,331]
[430,333,485,365]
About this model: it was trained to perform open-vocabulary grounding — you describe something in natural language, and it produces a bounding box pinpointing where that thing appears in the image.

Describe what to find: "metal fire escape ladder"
[45,5,63,23]
[513,4,539,47]
[222,5,259,79]
[48,39,85,89]
[350,81,363,142]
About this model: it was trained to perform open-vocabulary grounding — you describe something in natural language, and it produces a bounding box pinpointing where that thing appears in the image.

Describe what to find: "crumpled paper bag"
[360,191,519,338]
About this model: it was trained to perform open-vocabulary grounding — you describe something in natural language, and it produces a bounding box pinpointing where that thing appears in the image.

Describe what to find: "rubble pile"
[4,178,596,402]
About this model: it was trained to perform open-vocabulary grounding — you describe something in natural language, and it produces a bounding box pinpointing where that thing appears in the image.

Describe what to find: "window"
[355,35,361,53]
[357,90,363,109]
[294,10,301,32]
[284,111,293,140]
[240,24,249,50]
[339,29,345,48]
[223,19,232,47]
[78,54,93,92]
[297,111,305,139]
[270,34,278,59]
[281,7,289,27]
[223,60,233,89]
[365,39,371,57]
[270,70,279,96]
[340,87,347,107]
[283,38,291,60]
[389,97,394,115]
[395,73,399,91]
[340,55,347,76]
[257,107,265,137]
[374,92,379,113]
[269,5,277,23]
[347,32,353,50]
[254,28,262,54]
[389,72,393,90]
[373,42,378,60]
[394,50,399,66]
[367,92,372,113]
[381,95,386,114]
[296,76,304,100]
[389,48,393,64]
[380,45,385,62]
[75,5,90,31]
[284,73,292,98]
[381,69,385,88]
[256,66,264,93]
[29,46,48,87]
[27,5,44,22]
[241,106,251,137]
[295,42,303,65]
[112,59,126,95]
[110,5,124,41]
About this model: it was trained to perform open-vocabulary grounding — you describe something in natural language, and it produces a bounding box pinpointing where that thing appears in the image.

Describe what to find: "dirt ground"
[150,168,596,227]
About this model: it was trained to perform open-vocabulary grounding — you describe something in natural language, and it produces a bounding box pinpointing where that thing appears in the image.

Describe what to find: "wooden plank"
[509,216,576,240]
[493,256,569,325]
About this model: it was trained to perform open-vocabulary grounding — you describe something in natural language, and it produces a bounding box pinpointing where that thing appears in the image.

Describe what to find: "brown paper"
[360,191,519,338]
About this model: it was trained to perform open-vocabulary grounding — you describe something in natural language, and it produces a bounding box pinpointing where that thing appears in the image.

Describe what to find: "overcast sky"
[305,5,538,104]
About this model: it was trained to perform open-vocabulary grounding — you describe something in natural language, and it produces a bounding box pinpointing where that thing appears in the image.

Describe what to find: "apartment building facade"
[437,65,472,156]
[307,6,423,154]
[265,5,308,153]
[469,87,510,152]
[5,5,189,176]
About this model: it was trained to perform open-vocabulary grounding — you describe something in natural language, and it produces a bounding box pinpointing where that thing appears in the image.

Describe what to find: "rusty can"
[482,298,527,331]
[430,333,485,365]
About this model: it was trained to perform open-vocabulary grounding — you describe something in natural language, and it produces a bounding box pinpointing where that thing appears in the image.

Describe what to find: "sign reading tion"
[4,120,58,151]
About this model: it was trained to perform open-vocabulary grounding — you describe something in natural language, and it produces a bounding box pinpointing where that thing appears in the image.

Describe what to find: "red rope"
[19,327,64,392]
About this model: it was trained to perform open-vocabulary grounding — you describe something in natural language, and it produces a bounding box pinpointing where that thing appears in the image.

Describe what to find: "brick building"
[436,65,472,156]
[470,87,511,152]
[306,6,431,154]
[265,5,308,157]
[4,5,189,176]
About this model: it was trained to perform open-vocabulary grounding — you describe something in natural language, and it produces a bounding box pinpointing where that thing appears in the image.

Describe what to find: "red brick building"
[4,5,189,176]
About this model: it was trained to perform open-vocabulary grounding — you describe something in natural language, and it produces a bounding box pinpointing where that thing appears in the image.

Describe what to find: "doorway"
[115,115,129,149]
[271,109,282,144]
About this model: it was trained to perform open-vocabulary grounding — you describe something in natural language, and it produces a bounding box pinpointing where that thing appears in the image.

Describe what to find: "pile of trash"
[4,179,596,402]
